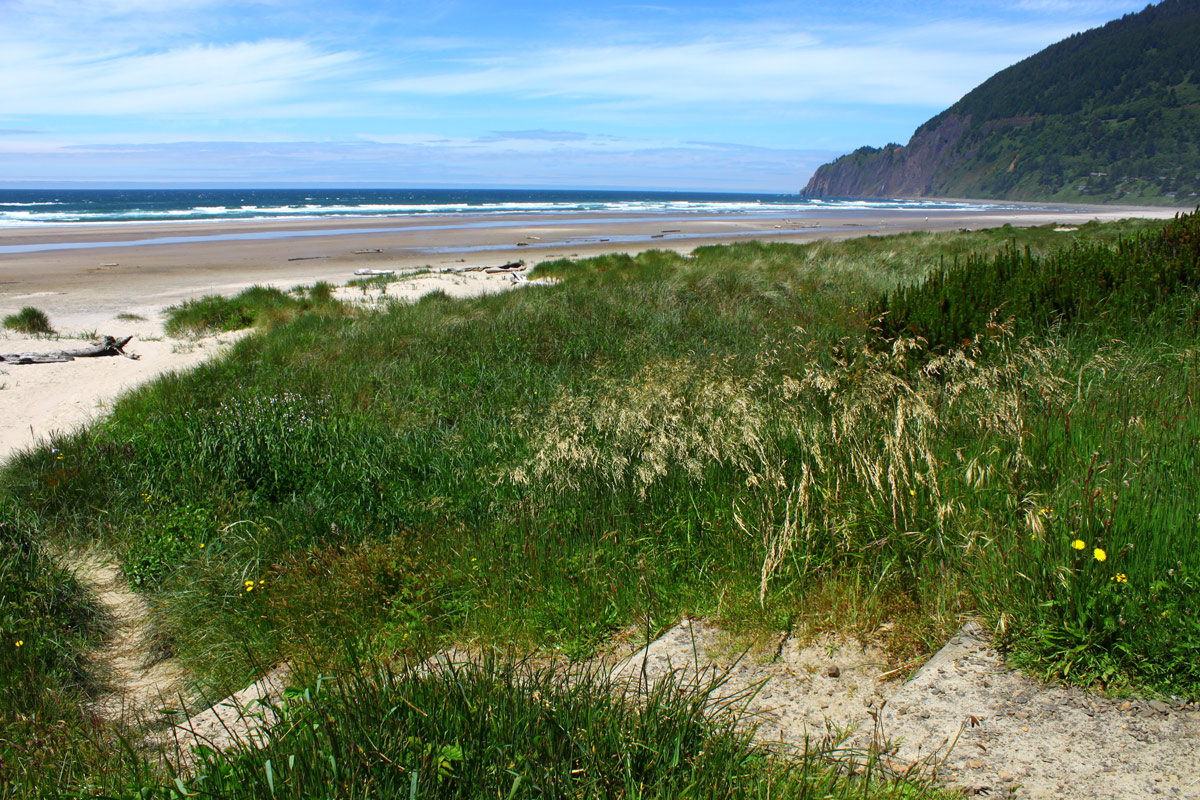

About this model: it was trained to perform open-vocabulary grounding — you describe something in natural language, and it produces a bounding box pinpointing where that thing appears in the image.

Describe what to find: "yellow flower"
[1071,539,1086,551]
[14,640,23,648]
[1110,573,1127,583]
[1093,548,1107,562]
[199,543,205,549]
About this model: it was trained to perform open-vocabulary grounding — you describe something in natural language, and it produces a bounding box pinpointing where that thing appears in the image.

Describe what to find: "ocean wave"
[0,194,1034,229]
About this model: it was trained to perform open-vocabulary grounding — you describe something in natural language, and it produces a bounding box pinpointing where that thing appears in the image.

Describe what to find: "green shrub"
[874,209,1200,347]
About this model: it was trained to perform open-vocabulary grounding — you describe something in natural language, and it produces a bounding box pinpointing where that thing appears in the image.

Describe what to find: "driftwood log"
[0,335,139,365]
[451,261,525,274]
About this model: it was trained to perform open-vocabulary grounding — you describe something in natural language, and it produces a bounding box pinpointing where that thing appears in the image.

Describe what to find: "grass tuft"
[3,306,54,335]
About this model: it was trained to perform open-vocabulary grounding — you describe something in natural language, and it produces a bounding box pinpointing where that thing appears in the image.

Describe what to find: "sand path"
[610,619,1200,799]
[69,552,184,721]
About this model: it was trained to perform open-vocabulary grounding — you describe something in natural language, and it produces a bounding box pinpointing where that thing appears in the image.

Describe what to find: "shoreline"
[0,203,1180,332]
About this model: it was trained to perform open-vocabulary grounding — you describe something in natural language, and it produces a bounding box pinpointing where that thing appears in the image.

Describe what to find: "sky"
[0,0,1159,192]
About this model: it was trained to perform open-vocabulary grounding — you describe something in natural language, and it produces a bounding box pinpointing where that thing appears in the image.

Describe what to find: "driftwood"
[453,261,525,274]
[0,335,139,365]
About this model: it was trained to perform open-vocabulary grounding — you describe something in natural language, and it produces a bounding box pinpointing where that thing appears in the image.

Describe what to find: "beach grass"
[2,306,54,335]
[146,656,948,800]
[2,216,1198,795]
[162,284,347,336]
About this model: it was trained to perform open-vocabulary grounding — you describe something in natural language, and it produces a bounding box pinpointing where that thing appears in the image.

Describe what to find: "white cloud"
[372,20,1086,109]
[0,39,361,116]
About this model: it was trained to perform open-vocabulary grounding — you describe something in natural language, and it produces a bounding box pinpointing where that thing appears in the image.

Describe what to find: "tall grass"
[148,657,938,800]
[0,506,112,795]
[976,336,1200,692]
[874,210,1200,348]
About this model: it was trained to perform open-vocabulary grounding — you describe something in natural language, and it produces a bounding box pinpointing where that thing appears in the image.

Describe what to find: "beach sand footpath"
[0,203,1181,463]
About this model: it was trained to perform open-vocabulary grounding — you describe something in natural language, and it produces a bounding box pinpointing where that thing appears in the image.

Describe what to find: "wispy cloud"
[372,20,1086,109]
[0,40,362,116]
[478,130,595,143]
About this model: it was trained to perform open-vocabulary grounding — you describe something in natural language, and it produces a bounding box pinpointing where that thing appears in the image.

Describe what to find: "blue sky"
[0,0,1156,191]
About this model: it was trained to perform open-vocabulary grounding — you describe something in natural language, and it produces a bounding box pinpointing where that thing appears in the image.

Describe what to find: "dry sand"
[609,618,1200,799]
[0,203,1180,464]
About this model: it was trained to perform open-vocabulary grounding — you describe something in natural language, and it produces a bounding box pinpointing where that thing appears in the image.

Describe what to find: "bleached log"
[1,335,139,365]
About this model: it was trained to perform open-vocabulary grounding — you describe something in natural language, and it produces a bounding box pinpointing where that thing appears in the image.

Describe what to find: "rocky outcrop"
[801,115,973,198]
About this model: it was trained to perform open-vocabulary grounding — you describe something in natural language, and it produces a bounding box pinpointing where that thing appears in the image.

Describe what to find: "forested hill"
[802,0,1200,204]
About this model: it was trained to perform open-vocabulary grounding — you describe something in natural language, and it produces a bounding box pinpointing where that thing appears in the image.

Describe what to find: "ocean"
[0,188,1018,228]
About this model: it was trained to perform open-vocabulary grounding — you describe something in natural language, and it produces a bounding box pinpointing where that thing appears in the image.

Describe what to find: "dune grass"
[146,656,947,800]
[1,217,1197,795]
[163,283,346,336]
[2,306,54,335]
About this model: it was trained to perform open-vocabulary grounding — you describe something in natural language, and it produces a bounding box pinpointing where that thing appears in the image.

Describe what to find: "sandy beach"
[0,203,1181,462]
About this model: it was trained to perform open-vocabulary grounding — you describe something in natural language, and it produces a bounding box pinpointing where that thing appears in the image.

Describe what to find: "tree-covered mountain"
[802,0,1200,204]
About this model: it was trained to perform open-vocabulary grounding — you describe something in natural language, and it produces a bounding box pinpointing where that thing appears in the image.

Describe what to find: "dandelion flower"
[1094,548,1107,562]
[1071,539,1086,551]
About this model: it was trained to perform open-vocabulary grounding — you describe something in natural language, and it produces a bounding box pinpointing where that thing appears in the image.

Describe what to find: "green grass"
[163,284,347,336]
[147,657,942,800]
[0,505,113,796]
[2,306,54,335]
[2,217,1198,796]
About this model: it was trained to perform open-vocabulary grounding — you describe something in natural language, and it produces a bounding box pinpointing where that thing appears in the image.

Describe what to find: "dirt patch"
[610,618,1200,799]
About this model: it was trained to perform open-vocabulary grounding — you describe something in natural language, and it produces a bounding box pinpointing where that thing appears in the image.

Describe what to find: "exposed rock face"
[802,116,973,198]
